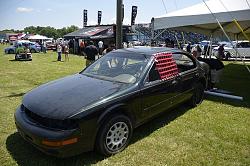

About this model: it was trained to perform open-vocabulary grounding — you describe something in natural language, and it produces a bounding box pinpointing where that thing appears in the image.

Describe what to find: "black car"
[15,47,208,157]
[15,53,32,61]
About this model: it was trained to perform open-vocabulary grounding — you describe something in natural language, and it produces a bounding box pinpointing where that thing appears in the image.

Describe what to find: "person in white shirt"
[57,44,62,61]
[98,40,104,55]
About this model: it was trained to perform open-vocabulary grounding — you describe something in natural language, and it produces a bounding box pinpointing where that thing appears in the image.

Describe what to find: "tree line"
[0,25,79,39]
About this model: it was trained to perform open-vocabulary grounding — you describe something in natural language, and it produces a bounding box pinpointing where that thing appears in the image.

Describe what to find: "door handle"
[194,73,199,78]
[172,80,177,85]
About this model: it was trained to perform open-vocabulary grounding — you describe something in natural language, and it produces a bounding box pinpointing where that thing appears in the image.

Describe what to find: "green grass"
[0,44,250,166]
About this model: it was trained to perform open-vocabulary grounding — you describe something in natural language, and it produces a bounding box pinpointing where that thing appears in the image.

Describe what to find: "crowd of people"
[0,39,9,45]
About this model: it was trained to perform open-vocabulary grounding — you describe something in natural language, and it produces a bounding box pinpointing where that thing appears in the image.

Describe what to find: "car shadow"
[9,59,32,62]
[6,104,190,166]
[4,92,26,98]
[6,132,105,166]
[52,60,64,62]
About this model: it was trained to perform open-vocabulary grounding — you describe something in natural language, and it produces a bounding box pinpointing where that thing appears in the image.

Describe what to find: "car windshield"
[81,51,149,84]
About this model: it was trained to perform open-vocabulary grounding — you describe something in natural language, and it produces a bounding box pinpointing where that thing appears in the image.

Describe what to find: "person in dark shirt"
[186,43,191,53]
[218,44,225,60]
[85,41,98,66]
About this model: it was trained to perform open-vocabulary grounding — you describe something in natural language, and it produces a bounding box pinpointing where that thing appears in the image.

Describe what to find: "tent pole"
[235,34,239,61]
[153,29,168,40]
[209,34,213,59]
[233,19,250,41]
[174,33,180,49]
[150,17,155,46]
[202,0,250,73]
[181,32,185,45]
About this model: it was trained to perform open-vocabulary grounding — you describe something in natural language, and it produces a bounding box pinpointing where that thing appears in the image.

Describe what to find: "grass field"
[0,44,249,166]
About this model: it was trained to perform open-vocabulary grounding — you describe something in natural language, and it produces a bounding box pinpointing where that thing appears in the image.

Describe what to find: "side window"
[173,53,196,73]
[147,63,161,82]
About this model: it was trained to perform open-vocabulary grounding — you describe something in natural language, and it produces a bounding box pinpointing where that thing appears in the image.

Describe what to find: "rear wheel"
[96,114,133,156]
[189,82,205,107]
[30,49,35,53]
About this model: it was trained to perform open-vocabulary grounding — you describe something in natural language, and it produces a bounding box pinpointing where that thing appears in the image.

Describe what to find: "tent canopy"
[28,34,48,40]
[64,26,114,39]
[153,0,250,39]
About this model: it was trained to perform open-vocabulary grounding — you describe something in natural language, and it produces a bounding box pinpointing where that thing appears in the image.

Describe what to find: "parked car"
[213,41,250,60]
[15,47,208,157]
[4,41,41,54]
[15,53,32,61]
[45,41,57,51]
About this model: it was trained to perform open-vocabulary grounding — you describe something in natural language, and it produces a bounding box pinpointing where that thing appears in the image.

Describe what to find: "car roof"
[113,46,183,58]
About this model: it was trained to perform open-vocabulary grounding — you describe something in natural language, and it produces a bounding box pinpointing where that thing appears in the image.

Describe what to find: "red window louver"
[154,52,179,80]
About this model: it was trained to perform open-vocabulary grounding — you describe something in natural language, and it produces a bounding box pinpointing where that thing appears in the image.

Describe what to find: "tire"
[96,114,133,156]
[189,82,205,107]
[30,49,35,53]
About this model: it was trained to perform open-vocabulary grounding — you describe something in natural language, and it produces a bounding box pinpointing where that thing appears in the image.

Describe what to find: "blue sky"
[0,0,202,30]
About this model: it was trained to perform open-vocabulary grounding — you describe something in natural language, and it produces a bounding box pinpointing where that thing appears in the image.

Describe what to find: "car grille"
[21,104,78,130]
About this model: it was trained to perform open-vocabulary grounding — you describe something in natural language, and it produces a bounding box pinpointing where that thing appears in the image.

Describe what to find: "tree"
[1,25,79,39]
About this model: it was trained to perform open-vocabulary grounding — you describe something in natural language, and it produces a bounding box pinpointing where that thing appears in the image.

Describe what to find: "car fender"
[97,103,135,129]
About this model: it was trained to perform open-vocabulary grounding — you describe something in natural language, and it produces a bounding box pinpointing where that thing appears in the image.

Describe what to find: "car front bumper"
[14,106,94,158]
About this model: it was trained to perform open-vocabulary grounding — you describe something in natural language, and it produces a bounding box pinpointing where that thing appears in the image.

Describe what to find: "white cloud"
[16,7,34,13]
[46,8,52,12]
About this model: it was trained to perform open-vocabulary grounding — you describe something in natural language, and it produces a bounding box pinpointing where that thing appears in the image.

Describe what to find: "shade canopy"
[64,26,114,39]
[153,0,250,39]
[28,34,48,40]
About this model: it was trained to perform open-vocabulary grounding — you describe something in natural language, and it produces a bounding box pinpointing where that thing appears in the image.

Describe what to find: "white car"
[213,41,250,60]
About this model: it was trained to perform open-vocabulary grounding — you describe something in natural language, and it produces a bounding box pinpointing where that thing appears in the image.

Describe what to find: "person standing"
[42,41,47,53]
[186,43,191,53]
[79,40,85,56]
[84,41,98,66]
[218,44,225,60]
[64,44,69,62]
[57,44,62,61]
[196,45,202,57]
[98,40,104,56]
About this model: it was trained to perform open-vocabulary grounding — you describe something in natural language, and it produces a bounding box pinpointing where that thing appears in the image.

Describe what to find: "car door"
[238,42,250,58]
[172,52,198,102]
[140,62,181,120]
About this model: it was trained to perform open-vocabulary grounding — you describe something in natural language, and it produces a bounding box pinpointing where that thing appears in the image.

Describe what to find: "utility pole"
[116,0,123,49]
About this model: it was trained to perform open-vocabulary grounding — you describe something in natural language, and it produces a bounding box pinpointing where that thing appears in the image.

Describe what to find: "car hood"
[23,74,131,119]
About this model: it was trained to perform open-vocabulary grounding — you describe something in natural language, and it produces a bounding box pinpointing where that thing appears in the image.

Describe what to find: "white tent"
[153,0,250,39]
[28,34,48,40]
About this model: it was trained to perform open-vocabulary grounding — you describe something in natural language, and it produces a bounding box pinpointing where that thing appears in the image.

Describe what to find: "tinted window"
[147,63,161,82]
[239,42,250,48]
[173,53,196,73]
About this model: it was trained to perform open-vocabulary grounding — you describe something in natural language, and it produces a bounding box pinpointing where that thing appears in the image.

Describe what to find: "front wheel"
[96,114,133,156]
[189,82,205,107]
